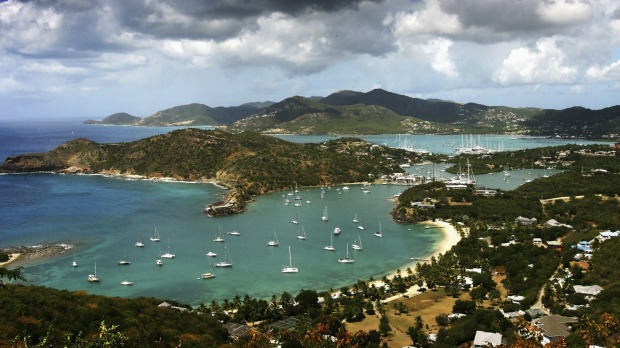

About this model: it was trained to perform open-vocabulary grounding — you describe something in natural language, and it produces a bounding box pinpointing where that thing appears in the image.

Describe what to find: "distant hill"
[83,112,141,125]
[83,88,620,138]
[522,105,620,138]
[85,102,273,127]
[227,96,453,134]
[320,88,540,127]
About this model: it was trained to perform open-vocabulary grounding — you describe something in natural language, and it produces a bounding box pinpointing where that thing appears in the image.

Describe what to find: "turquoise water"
[1,121,606,306]
[4,174,437,306]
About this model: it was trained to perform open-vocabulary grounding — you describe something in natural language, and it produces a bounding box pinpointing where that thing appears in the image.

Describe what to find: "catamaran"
[374,221,383,237]
[150,227,161,242]
[267,231,280,246]
[161,243,175,259]
[87,262,100,282]
[338,244,355,263]
[324,231,335,251]
[281,246,299,273]
[213,225,225,242]
[214,245,233,267]
[297,226,307,240]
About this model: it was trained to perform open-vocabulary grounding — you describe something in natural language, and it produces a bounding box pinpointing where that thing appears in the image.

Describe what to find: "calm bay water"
[0,120,610,306]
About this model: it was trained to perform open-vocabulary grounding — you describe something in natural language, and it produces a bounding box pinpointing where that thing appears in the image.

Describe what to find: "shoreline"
[1,243,75,269]
[367,219,461,303]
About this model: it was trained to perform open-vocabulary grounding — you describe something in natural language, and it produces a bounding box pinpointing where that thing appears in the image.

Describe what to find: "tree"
[379,315,391,337]
[0,267,23,288]
[407,316,428,347]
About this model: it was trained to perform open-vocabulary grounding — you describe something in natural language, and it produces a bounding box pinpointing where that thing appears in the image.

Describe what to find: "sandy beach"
[331,219,462,303]
[0,244,74,268]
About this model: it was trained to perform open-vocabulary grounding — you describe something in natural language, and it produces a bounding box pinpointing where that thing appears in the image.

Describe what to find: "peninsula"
[0,129,422,215]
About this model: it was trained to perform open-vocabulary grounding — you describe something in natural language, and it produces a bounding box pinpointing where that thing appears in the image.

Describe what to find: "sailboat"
[213,225,225,242]
[150,227,161,242]
[87,262,100,282]
[297,226,307,240]
[357,219,364,230]
[352,235,363,250]
[214,245,233,267]
[135,235,145,247]
[306,191,312,204]
[161,243,175,258]
[374,221,383,237]
[504,163,511,177]
[322,206,329,222]
[353,213,359,223]
[206,251,217,257]
[338,244,355,263]
[267,231,280,246]
[156,247,164,266]
[120,272,133,286]
[118,249,130,265]
[324,231,335,251]
[72,252,78,267]
[291,214,299,224]
[201,264,216,279]
[281,246,299,273]
[333,227,341,235]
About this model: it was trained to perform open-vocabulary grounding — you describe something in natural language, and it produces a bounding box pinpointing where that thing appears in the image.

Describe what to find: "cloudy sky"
[1,0,619,120]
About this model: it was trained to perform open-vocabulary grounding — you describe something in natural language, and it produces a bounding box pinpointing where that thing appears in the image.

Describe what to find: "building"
[573,285,603,298]
[533,315,578,344]
[515,216,537,226]
[473,331,503,347]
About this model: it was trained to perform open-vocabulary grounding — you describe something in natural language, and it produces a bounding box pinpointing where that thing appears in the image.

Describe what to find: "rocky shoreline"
[1,243,75,268]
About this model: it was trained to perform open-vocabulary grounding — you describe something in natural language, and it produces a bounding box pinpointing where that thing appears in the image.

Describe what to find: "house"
[223,322,253,340]
[507,295,526,304]
[598,230,620,241]
[473,331,503,347]
[475,189,497,197]
[573,285,603,298]
[544,219,573,229]
[533,238,543,245]
[533,314,578,344]
[546,241,563,250]
[572,241,593,253]
[411,201,435,209]
[515,216,537,226]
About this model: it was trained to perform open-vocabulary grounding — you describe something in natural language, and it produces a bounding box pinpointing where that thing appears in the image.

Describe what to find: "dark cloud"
[111,0,382,41]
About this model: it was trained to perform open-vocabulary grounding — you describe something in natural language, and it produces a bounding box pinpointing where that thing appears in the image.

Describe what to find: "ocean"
[0,120,608,306]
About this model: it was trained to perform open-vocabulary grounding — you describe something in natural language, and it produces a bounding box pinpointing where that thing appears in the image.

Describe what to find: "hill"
[226,96,453,134]
[521,105,620,138]
[83,112,141,125]
[321,88,542,130]
[0,129,420,214]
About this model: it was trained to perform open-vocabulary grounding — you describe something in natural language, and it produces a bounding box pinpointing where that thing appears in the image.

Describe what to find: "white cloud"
[587,60,620,80]
[21,61,88,75]
[537,0,592,25]
[493,37,578,85]
[422,38,459,78]
[391,0,461,36]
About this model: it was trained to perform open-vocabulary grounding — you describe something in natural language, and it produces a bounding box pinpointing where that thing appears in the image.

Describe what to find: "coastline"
[366,220,461,303]
[1,243,75,269]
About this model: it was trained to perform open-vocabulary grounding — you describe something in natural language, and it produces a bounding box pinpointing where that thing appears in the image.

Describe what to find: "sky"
[1,0,619,120]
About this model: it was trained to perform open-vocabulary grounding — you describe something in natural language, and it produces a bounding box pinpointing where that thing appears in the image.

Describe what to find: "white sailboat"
[333,227,341,235]
[201,264,216,279]
[374,221,383,237]
[338,244,355,263]
[297,225,307,240]
[281,246,299,273]
[206,251,217,257]
[306,190,311,204]
[135,235,145,247]
[72,252,78,267]
[214,245,233,267]
[120,273,133,286]
[353,213,359,223]
[213,225,225,242]
[156,247,164,266]
[161,243,175,258]
[291,214,299,224]
[357,219,364,230]
[352,235,363,250]
[118,248,130,265]
[324,231,335,251]
[150,227,161,242]
[322,206,329,221]
[267,231,280,246]
[87,262,100,282]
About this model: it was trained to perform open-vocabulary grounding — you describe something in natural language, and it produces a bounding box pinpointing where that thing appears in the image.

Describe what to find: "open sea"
[0,120,609,306]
